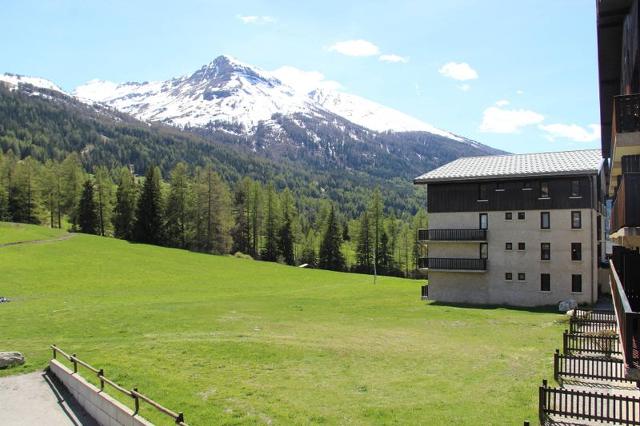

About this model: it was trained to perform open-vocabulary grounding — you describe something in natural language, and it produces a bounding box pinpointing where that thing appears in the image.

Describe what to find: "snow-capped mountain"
[73,55,463,141]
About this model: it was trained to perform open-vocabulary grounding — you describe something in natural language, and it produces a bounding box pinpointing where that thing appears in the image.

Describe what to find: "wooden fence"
[539,379,640,425]
[51,345,187,425]
[563,330,621,356]
[553,350,630,384]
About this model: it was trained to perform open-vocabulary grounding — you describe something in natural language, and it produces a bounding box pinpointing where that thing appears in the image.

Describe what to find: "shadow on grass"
[426,300,564,314]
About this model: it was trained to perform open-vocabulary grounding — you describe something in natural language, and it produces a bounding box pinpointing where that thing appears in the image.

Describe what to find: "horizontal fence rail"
[553,350,630,384]
[572,309,617,322]
[416,228,487,241]
[51,345,187,425]
[610,260,640,373]
[418,257,487,271]
[563,330,621,357]
[539,380,640,425]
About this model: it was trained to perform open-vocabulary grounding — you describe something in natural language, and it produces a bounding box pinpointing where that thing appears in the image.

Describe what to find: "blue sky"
[1,0,599,153]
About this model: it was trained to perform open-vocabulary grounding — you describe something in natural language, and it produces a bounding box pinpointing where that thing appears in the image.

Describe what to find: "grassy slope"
[0,224,565,425]
[0,222,65,244]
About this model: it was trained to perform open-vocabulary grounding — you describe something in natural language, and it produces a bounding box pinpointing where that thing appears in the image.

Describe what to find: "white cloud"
[480,106,544,133]
[539,123,601,142]
[271,66,342,94]
[328,39,380,57]
[439,62,479,81]
[458,84,471,92]
[516,89,524,95]
[237,15,275,24]
[495,99,509,106]
[379,54,408,63]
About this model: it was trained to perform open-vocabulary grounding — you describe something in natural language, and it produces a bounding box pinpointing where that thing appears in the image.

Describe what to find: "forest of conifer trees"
[0,149,428,277]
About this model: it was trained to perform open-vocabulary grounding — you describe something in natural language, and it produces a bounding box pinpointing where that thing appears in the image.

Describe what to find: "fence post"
[52,345,56,360]
[562,330,568,354]
[176,412,184,424]
[539,380,547,424]
[133,388,139,414]
[98,369,104,391]
[72,353,77,373]
[553,350,559,383]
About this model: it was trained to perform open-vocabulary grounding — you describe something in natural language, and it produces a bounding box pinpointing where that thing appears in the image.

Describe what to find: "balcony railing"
[610,259,640,376]
[611,172,640,231]
[615,94,640,134]
[417,229,487,242]
[418,257,487,271]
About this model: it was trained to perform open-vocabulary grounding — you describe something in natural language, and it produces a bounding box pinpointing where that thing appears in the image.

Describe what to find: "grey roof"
[414,149,602,184]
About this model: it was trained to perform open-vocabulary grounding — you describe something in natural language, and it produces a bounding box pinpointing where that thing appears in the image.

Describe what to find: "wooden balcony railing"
[610,259,640,375]
[418,257,487,271]
[615,94,640,134]
[611,172,640,231]
[416,229,487,242]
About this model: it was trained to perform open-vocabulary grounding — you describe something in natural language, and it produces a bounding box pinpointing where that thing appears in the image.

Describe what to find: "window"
[505,242,513,250]
[571,211,582,229]
[518,273,526,281]
[570,180,581,197]
[518,212,526,220]
[478,183,488,200]
[496,182,505,192]
[571,243,582,261]
[540,181,550,198]
[480,243,488,259]
[522,181,532,190]
[540,212,550,229]
[540,273,550,292]
[518,242,526,251]
[541,243,550,260]
[505,212,512,220]
[505,272,513,281]
[572,274,582,293]
[479,213,488,230]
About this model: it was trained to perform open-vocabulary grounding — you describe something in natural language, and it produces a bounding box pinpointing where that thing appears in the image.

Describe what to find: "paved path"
[0,371,97,426]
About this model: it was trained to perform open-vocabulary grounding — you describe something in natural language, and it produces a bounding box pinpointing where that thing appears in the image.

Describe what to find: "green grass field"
[0,223,565,425]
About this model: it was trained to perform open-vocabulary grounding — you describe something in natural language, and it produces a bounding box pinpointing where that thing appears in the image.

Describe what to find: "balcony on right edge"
[611,170,640,245]
[608,94,640,199]
[417,228,487,242]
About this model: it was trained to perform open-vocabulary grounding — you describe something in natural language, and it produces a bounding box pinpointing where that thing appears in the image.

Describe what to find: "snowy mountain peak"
[72,56,465,141]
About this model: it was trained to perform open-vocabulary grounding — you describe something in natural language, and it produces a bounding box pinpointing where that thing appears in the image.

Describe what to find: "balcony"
[608,94,640,196]
[417,228,487,242]
[610,172,640,243]
[417,257,487,272]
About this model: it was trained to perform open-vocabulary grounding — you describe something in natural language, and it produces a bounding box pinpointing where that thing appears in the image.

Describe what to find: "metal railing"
[569,316,617,334]
[615,94,640,134]
[417,257,487,271]
[51,345,187,425]
[563,330,621,357]
[612,173,640,231]
[610,261,640,374]
[416,228,487,241]
[539,379,640,425]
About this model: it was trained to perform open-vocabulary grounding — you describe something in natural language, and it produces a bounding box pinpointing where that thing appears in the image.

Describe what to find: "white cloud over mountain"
[480,106,544,133]
[328,40,380,57]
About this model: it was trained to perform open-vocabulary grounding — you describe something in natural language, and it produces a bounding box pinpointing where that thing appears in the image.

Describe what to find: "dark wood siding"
[426,176,595,213]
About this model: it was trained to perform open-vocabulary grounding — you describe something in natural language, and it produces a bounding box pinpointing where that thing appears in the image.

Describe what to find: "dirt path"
[0,371,97,425]
[0,233,76,249]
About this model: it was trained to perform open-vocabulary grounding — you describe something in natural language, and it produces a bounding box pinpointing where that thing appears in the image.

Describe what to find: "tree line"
[0,150,428,277]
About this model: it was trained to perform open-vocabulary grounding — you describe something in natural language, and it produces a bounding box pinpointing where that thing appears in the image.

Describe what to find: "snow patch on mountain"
[0,73,65,94]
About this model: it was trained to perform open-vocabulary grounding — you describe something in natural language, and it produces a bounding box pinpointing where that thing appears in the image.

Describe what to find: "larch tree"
[165,162,192,249]
[261,182,279,261]
[94,166,114,236]
[112,167,137,240]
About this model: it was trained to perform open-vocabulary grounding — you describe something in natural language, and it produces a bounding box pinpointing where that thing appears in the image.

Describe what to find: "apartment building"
[413,149,605,307]
[597,0,640,379]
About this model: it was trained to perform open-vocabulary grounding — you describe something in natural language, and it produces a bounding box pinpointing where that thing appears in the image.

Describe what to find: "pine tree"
[261,183,279,261]
[249,181,262,258]
[231,177,252,254]
[318,205,345,271]
[40,160,62,228]
[369,188,384,274]
[112,167,137,240]
[77,179,99,234]
[277,188,296,265]
[378,230,393,275]
[94,166,114,236]
[60,153,84,230]
[193,166,233,254]
[165,163,191,248]
[342,222,350,242]
[355,211,372,273]
[8,157,40,224]
[133,166,164,245]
